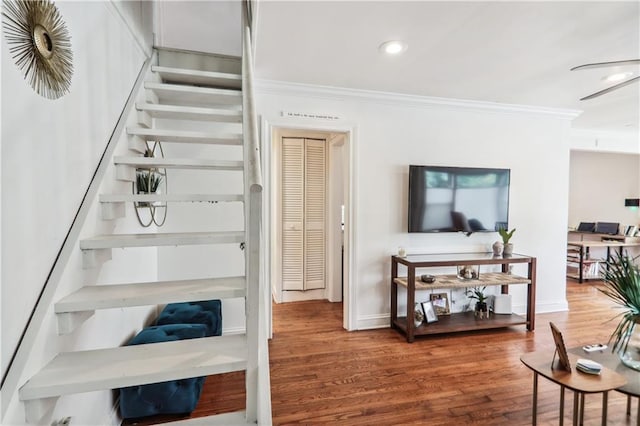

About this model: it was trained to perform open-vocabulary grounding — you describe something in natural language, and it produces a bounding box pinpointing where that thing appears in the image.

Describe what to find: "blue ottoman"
[156,300,222,336]
[119,324,208,419]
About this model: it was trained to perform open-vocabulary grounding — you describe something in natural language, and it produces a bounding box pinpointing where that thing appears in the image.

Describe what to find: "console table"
[391,253,536,343]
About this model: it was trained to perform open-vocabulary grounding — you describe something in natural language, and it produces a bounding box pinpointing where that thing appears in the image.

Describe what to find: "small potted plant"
[465,286,489,319]
[498,228,516,256]
[599,253,640,371]
[136,170,163,206]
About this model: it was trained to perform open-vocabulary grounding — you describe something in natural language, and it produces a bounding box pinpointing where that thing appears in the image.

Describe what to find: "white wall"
[154,1,241,56]
[568,151,640,229]
[2,2,154,424]
[256,81,576,329]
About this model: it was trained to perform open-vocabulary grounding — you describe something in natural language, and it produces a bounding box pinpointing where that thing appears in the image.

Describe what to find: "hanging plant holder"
[133,141,168,227]
[2,0,73,99]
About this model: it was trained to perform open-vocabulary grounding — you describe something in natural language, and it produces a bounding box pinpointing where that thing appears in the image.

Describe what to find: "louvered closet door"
[281,137,326,291]
[303,139,326,290]
[281,138,305,290]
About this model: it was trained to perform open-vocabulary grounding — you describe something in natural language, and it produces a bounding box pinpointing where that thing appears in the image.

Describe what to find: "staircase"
[15,40,269,425]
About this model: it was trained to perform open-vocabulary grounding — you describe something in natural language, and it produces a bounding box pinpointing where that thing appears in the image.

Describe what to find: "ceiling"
[253,1,640,133]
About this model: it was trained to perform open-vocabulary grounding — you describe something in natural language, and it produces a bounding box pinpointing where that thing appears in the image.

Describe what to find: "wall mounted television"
[408,165,510,234]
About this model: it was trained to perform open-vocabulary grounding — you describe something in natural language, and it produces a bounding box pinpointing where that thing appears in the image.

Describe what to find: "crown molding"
[254,79,582,121]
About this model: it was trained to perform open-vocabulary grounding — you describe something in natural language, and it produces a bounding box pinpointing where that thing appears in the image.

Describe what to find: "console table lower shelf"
[393,311,529,336]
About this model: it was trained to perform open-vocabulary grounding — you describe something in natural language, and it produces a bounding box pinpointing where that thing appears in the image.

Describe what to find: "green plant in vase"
[465,286,488,319]
[136,170,163,206]
[599,253,640,371]
[498,227,516,256]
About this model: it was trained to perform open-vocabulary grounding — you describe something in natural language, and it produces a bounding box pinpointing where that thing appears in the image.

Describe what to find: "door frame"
[262,118,357,331]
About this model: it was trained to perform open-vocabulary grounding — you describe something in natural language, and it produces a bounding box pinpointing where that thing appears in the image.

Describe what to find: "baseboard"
[356,314,390,330]
[533,300,569,314]
[223,326,246,335]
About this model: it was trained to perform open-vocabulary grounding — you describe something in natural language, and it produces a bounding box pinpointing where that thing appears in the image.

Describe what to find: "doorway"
[267,125,353,329]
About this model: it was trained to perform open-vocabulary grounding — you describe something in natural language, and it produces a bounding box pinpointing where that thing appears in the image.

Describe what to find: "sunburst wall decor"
[2,0,73,99]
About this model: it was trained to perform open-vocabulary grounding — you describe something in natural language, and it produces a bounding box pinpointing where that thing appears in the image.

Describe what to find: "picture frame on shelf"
[430,292,450,315]
[421,301,438,323]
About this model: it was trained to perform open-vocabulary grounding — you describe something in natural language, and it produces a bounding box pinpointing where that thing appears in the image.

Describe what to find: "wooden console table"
[390,253,536,343]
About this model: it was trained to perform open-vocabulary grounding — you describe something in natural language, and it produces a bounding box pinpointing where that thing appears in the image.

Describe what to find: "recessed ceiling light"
[603,71,633,82]
[379,40,407,55]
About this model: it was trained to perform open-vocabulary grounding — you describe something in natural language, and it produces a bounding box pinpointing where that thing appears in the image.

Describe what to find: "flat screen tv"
[408,165,510,234]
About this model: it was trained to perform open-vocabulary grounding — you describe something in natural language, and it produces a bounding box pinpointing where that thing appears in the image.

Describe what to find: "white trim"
[255,79,582,121]
[223,327,246,336]
[533,301,569,314]
[262,118,358,331]
[356,314,389,330]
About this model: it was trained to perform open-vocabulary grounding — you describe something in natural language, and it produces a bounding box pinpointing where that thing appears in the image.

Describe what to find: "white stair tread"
[114,156,243,170]
[99,193,244,203]
[80,231,244,250]
[145,82,242,107]
[127,128,242,146]
[136,103,242,122]
[55,276,246,313]
[162,411,249,425]
[19,335,247,401]
[152,65,242,89]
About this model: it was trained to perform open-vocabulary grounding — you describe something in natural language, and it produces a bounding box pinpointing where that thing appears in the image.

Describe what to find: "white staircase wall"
[1,2,155,425]
[155,1,242,56]
[154,117,248,333]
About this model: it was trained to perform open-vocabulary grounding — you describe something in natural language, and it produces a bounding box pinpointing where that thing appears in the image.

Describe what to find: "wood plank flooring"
[125,280,639,425]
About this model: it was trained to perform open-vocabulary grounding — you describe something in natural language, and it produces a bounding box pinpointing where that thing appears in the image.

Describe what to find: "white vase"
[492,241,503,256]
[503,243,514,256]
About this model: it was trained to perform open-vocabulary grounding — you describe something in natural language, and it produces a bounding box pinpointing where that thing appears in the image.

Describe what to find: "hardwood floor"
[269,280,637,425]
[125,280,639,425]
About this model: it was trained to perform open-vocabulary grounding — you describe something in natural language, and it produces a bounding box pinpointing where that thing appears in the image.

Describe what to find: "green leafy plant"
[498,228,516,244]
[136,170,163,194]
[465,286,488,304]
[598,253,640,356]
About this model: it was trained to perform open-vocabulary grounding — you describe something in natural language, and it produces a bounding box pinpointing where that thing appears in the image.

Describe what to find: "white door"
[281,137,326,291]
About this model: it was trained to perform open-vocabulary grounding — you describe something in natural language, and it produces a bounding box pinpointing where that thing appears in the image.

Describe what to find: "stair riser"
[80,232,245,250]
[140,109,242,123]
[99,198,243,220]
[115,164,243,183]
[152,66,242,90]
[127,130,243,146]
[145,83,242,108]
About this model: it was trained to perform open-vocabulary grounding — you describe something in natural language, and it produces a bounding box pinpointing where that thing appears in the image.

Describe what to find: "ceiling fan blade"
[571,59,640,71]
[580,76,640,101]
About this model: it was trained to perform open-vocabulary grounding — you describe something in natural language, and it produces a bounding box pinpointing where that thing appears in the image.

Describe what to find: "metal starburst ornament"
[2,0,73,99]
